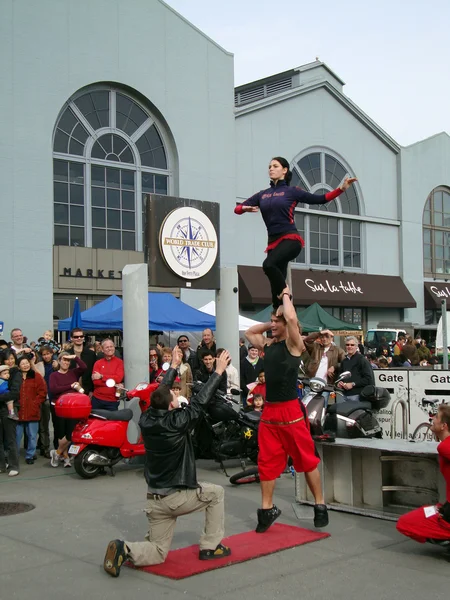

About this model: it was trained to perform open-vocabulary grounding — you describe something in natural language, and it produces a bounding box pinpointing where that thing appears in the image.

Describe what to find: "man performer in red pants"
[245,287,328,532]
[396,404,450,550]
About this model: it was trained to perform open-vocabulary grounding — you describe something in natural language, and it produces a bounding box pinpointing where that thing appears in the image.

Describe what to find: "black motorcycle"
[191,382,261,485]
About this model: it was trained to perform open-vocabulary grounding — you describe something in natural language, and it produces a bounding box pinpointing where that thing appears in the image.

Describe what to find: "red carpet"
[126,523,330,579]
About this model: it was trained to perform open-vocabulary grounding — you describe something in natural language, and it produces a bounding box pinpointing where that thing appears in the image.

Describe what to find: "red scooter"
[55,378,158,479]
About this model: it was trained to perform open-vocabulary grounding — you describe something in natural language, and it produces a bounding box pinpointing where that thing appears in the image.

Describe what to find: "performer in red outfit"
[396,404,450,549]
[234,156,357,309]
[246,288,327,532]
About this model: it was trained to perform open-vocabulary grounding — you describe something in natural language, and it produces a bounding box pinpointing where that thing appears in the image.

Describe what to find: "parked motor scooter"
[301,372,390,439]
[55,378,158,479]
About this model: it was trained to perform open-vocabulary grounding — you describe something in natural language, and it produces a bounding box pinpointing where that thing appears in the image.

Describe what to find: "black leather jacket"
[140,366,223,490]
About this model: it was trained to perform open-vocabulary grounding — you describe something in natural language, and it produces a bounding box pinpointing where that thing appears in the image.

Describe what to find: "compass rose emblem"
[160,207,218,279]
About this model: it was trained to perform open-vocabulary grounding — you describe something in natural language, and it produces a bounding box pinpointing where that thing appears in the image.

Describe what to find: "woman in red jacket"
[16,355,47,465]
[234,156,356,311]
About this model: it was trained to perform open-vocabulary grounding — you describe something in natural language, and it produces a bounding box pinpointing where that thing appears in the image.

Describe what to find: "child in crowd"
[252,394,264,412]
[246,370,266,407]
[171,381,188,406]
[34,330,60,355]
[0,365,18,420]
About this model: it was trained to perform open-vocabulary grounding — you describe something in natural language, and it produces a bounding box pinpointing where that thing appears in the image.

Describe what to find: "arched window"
[53,87,171,251]
[423,186,450,276]
[291,150,361,269]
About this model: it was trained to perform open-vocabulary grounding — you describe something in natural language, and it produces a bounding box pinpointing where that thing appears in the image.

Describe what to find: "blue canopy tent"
[58,295,123,331]
[58,293,215,332]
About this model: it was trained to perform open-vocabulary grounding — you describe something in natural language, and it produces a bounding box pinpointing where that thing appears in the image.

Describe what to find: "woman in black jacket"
[0,350,22,476]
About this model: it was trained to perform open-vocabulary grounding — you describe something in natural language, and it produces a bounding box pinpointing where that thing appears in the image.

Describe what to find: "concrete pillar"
[122,263,149,386]
[215,266,240,372]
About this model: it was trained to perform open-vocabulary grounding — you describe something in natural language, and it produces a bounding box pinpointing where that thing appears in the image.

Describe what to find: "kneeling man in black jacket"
[103,346,232,577]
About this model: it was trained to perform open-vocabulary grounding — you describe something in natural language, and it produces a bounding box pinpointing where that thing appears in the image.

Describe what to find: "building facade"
[1,0,449,341]
[233,63,450,335]
[1,0,235,340]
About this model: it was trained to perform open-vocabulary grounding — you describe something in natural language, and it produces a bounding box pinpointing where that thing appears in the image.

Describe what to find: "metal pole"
[122,264,149,386]
[442,299,448,370]
[215,266,240,375]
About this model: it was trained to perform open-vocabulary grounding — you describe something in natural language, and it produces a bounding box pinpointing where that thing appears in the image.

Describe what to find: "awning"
[238,266,416,308]
[424,282,450,309]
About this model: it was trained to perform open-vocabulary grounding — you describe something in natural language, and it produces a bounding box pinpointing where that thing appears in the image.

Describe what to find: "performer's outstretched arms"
[245,322,271,352]
[294,177,357,206]
[281,288,305,356]
[234,192,261,215]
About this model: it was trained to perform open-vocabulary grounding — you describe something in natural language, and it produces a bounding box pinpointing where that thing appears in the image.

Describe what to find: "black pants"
[38,400,51,453]
[0,415,19,471]
[262,239,303,308]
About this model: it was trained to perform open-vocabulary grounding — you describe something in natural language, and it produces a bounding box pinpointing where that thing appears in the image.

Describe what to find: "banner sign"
[145,195,220,290]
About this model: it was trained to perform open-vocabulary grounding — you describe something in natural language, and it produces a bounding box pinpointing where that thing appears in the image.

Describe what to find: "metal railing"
[390,398,408,439]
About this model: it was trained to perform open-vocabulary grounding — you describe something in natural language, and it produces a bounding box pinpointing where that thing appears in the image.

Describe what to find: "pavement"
[0,457,448,600]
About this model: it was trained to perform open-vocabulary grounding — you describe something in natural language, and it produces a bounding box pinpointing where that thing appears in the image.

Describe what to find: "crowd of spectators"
[0,323,443,478]
[369,334,439,369]
[0,327,125,476]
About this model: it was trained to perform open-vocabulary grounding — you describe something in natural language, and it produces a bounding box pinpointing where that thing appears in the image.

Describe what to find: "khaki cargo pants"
[126,482,225,566]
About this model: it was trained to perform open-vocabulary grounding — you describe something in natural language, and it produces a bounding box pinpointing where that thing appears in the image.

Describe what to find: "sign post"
[122,264,149,387]
[442,299,448,370]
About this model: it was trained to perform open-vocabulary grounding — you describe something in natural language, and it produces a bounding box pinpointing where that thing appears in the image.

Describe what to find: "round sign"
[159,207,218,279]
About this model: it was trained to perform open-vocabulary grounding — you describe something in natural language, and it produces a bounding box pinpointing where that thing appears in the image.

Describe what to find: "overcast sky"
[165,0,450,146]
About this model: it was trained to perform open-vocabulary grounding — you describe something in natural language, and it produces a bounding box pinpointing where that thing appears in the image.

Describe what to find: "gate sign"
[373,369,450,440]
[0,321,3,336]
[374,371,410,440]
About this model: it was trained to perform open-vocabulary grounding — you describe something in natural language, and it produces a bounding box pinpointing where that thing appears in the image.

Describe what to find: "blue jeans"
[338,394,360,403]
[16,421,39,460]
[91,396,119,411]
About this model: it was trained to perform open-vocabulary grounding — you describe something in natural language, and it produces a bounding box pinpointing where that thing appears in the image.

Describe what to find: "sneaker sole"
[104,542,123,577]
[199,550,232,561]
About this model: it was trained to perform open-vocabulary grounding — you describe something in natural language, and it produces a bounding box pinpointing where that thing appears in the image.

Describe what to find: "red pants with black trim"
[258,399,320,481]
[396,505,450,543]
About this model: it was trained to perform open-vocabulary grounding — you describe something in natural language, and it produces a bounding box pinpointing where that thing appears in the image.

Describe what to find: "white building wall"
[0,0,234,339]
[400,133,450,323]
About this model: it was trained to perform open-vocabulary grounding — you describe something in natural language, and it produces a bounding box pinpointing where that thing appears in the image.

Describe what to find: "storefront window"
[53,87,171,251]
[292,151,361,268]
[53,295,87,320]
[423,187,450,277]
[342,307,362,326]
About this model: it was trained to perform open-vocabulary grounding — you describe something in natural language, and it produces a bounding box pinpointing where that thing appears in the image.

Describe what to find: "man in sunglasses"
[177,335,198,373]
[337,335,374,402]
[67,328,96,395]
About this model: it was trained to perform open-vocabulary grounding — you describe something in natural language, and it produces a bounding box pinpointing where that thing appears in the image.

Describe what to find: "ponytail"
[271,156,292,186]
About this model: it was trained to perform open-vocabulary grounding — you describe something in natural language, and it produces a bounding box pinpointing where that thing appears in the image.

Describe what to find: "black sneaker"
[255,505,282,533]
[314,504,329,528]
[103,539,128,577]
[199,543,231,560]
[25,459,34,465]
[426,538,450,548]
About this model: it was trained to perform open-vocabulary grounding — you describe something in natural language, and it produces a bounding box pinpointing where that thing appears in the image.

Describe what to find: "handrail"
[391,398,408,440]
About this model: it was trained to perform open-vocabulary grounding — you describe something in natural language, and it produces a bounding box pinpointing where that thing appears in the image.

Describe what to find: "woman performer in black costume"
[234,157,357,310]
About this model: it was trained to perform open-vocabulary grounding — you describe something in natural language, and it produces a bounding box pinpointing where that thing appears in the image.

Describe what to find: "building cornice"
[235,80,400,154]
